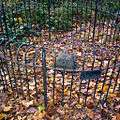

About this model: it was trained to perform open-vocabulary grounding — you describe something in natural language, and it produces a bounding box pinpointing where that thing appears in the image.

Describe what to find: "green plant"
[34,3,47,28]
[3,0,120,33]
[49,1,74,31]
[0,27,29,48]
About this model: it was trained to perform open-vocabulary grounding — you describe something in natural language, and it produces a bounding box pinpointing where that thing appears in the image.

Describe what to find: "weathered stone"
[55,50,78,70]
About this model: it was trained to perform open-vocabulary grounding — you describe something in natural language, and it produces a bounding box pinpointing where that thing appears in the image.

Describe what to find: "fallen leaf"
[116,113,120,120]
[37,104,45,112]
[3,106,12,112]
[87,109,95,119]
[98,84,109,93]
[0,93,7,104]
[108,93,116,99]
[0,113,6,120]
[57,108,64,115]
[103,85,109,93]
[21,100,33,108]
[64,88,69,95]
[33,111,46,120]
[86,101,94,109]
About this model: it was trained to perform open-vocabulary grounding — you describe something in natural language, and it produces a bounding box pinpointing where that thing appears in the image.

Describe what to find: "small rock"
[27,107,38,114]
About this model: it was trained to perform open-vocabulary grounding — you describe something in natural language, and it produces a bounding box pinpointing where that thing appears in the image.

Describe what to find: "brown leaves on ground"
[1,23,120,119]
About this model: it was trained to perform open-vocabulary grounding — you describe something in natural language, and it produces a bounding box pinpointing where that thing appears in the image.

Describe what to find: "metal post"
[42,47,48,109]
[92,0,98,44]
[48,0,51,40]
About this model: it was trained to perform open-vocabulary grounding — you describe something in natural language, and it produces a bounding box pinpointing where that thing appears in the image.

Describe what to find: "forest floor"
[0,24,120,120]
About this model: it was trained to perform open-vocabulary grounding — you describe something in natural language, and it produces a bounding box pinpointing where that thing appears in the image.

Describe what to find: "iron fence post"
[48,0,51,40]
[92,0,99,44]
[53,55,56,105]
[42,47,48,110]
[1,1,9,40]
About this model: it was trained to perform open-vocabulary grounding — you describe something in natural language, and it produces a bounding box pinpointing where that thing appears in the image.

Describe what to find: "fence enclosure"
[0,0,120,110]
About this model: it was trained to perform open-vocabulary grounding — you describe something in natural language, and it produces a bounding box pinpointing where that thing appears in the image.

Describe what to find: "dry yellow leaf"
[33,111,46,120]
[78,99,84,106]
[97,84,109,93]
[0,113,5,120]
[64,88,69,95]
[37,59,41,64]
[109,93,116,98]
[103,85,109,93]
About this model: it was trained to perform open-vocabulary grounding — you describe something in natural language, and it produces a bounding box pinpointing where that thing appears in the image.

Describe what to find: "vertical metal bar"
[93,60,103,100]
[92,0,98,44]
[25,49,31,100]
[15,1,21,30]
[99,59,111,103]
[79,0,84,38]
[71,0,73,27]
[0,2,4,34]
[78,52,86,103]
[32,0,37,25]
[87,0,92,41]
[96,12,101,43]
[108,15,114,44]
[28,0,32,28]
[69,55,75,100]
[1,1,9,39]
[100,5,107,44]
[85,53,95,104]
[92,56,95,70]
[56,0,59,32]
[61,69,65,107]
[75,0,79,32]
[93,77,99,100]
[112,13,119,45]
[42,47,48,109]
[83,0,88,39]
[33,48,39,99]
[23,0,29,27]
[84,78,90,106]
[103,59,117,104]
[61,56,66,106]
[48,0,51,40]
[53,56,56,105]
[104,18,110,45]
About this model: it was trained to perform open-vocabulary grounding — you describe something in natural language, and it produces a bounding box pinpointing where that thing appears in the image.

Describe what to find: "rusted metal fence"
[0,0,120,110]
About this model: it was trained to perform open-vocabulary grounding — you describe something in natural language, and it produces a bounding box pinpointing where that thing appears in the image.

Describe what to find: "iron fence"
[0,42,120,109]
[0,0,120,110]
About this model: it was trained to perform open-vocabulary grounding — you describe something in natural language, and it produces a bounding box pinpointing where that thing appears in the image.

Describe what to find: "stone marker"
[55,50,78,70]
